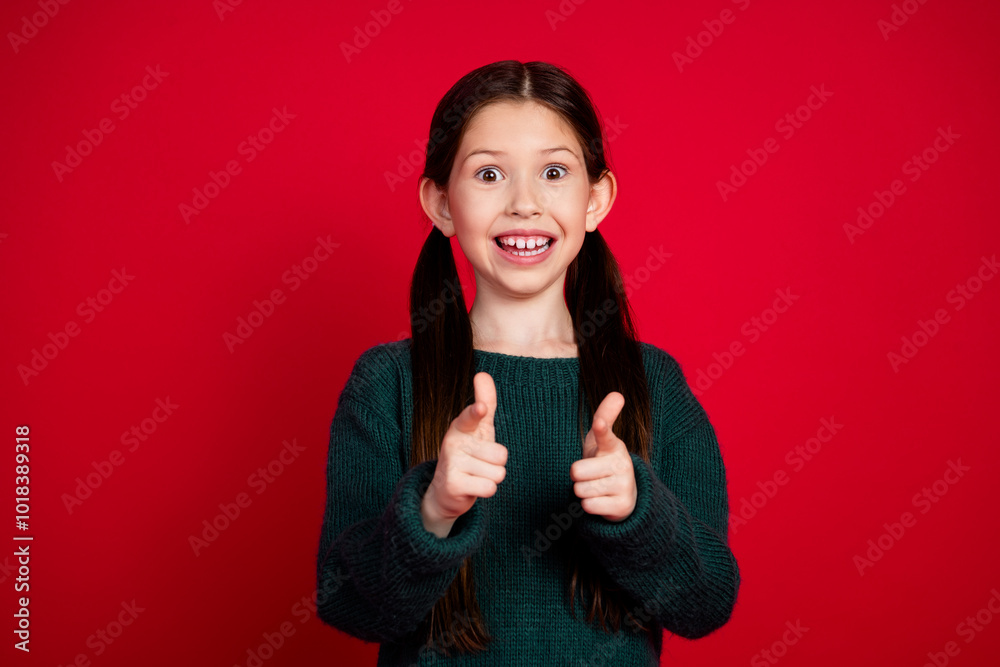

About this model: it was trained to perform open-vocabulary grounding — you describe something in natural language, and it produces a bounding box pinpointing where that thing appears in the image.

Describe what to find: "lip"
[492,234,556,265]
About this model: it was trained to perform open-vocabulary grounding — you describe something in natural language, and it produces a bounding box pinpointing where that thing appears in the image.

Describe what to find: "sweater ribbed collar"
[471,347,580,387]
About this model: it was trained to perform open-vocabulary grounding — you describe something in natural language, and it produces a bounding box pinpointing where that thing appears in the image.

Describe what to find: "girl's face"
[422,100,615,299]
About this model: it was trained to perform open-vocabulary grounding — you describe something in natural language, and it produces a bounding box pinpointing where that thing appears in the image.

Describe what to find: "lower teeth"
[501,242,550,257]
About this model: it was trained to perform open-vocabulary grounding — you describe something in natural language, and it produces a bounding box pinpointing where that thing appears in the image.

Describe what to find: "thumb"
[452,372,496,436]
[474,371,496,425]
[588,391,625,456]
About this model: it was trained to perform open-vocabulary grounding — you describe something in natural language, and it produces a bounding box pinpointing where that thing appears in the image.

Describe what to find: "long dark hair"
[408,60,652,655]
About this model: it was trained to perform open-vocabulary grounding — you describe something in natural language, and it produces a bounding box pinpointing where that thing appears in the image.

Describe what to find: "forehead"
[460,100,579,149]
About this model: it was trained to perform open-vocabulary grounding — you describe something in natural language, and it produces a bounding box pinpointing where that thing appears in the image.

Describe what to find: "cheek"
[454,190,502,222]
[549,188,590,217]
[550,205,589,237]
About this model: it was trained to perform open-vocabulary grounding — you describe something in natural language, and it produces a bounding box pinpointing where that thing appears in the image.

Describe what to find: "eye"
[475,167,503,183]
[544,164,569,180]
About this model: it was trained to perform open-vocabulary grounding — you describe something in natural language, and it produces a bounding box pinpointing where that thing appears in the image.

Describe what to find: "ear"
[585,169,617,233]
[418,177,455,237]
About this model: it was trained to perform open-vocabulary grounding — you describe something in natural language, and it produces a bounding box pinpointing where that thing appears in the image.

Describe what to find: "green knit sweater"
[317,338,740,665]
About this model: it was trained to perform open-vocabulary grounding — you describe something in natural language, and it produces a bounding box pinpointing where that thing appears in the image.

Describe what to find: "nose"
[506,174,543,218]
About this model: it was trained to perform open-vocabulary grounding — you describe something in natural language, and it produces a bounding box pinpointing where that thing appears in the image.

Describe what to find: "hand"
[421,372,508,535]
[570,391,637,522]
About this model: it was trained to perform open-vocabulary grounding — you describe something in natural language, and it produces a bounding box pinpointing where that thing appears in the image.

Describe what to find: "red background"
[3,0,999,665]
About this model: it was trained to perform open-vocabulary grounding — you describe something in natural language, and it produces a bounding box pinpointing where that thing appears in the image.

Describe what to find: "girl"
[317,60,740,665]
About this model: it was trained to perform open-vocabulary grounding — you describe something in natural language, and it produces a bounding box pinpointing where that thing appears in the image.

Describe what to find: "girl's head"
[417,61,617,294]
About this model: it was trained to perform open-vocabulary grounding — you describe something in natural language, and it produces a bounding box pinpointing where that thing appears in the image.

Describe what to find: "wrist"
[420,487,457,538]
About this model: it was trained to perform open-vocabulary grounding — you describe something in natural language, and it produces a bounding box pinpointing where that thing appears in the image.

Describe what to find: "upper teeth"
[498,236,551,249]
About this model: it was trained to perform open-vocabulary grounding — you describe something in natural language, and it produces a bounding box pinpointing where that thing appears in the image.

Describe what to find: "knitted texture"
[317,339,740,665]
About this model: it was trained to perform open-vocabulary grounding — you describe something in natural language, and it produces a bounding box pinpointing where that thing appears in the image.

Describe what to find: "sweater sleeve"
[316,345,488,643]
[574,348,740,640]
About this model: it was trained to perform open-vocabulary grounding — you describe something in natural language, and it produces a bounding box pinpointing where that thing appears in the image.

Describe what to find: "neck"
[469,279,576,354]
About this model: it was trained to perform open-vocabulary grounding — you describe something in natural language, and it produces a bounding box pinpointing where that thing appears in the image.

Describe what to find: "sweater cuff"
[390,458,488,577]
[575,453,675,570]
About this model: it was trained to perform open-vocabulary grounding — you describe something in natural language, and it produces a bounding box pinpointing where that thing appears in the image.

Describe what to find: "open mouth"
[493,235,554,257]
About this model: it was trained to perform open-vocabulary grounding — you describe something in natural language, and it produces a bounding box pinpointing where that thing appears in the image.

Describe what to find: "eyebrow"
[462,146,578,163]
